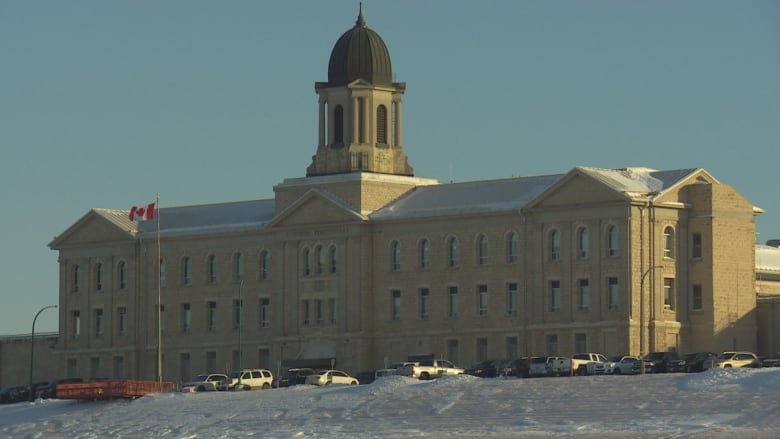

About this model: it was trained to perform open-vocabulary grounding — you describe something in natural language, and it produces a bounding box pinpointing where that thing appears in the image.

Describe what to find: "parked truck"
[570,353,608,376]
[398,359,465,380]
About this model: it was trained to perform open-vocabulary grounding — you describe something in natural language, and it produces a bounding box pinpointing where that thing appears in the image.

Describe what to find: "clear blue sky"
[1,0,778,335]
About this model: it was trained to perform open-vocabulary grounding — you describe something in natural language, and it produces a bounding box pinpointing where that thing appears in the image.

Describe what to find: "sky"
[1,0,779,335]
[1,369,779,437]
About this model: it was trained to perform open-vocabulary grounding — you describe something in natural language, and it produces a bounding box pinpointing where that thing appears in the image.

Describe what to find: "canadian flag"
[129,202,156,221]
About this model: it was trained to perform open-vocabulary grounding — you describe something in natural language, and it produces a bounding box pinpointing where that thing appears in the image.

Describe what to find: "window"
[546,335,559,356]
[476,338,488,362]
[329,299,337,324]
[182,303,191,333]
[183,257,192,286]
[72,310,81,338]
[419,288,430,319]
[302,248,311,276]
[358,98,365,143]
[117,307,127,336]
[258,348,270,369]
[550,230,561,261]
[95,263,104,291]
[72,266,80,292]
[208,255,217,284]
[260,251,270,280]
[574,333,587,353]
[329,247,337,274]
[550,280,561,312]
[90,357,101,380]
[692,233,702,258]
[578,227,589,258]
[180,353,191,383]
[118,261,128,289]
[233,299,242,329]
[607,277,619,310]
[664,227,675,258]
[315,299,324,324]
[447,339,459,366]
[419,239,430,269]
[505,336,518,361]
[391,241,401,271]
[316,246,325,275]
[506,282,518,315]
[159,258,166,287]
[206,351,217,373]
[578,279,590,310]
[477,234,489,265]
[607,225,619,256]
[234,253,244,281]
[448,237,459,268]
[94,308,103,336]
[159,305,165,333]
[506,232,519,263]
[391,290,401,321]
[260,298,270,328]
[376,104,387,144]
[207,301,217,333]
[477,284,488,316]
[448,286,459,317]
[302,300,310,325]
[333,105,344,144]
[692,284,703,310]
[67,359,77,378]
[113,356,125,380]
[664,278,675,310]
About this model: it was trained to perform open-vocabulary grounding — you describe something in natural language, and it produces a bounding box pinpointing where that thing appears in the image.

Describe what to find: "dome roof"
[327,7,393,87]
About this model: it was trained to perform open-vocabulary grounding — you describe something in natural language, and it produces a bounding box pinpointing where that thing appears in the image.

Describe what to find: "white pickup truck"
[570,353,608,376]
[528,357,572,377]
[398,359,464,380]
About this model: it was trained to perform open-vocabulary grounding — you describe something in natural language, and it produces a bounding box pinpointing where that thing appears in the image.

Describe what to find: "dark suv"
[644,352,679,373]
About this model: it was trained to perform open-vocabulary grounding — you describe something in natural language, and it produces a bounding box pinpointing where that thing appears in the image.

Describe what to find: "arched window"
[183,257,192,286]
[664,226,675,258]
[607,225,619,256]
[260,251,270,280]
[95,263,104,291]
[333,105,344,145]
[329,246,337,274]
[358,98,365,143]
[578,227,590,258]
[234,253,244,281]
[303,248,311,276]
[316,246,325,275]
[506,232,519,263]
[391,241,401,271]
[208,255,217,283]
[118,261,128,289]
[376,105,387,144]
[477,234,489,265]
[448,237,459,268]
[550,230,561,261]
[419,238,430,269]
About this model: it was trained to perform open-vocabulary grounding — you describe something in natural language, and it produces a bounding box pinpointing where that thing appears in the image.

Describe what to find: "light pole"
[640,266,663,375]
[237,279,244,389]
[29,304,57,401]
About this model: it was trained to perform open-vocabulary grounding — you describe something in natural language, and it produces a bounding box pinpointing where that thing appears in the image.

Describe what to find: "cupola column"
[352,96,359,144]
[318,96,326,148]
[394,98,403,147]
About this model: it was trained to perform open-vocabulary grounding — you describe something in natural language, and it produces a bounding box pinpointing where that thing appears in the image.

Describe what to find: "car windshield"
[191,374,209,381]
[717,353,734,360]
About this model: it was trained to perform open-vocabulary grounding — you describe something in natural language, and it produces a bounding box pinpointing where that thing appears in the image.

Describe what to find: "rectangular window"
[315,299,324,324]
[550,280,561,312]
[419,288,430,320]
[182,303,191,333]
[67,359,77,377]
[302,300,310,325]
[90,357,101,379]
[476,338,488,362]
[113,356,125,380]
[206,351,217,373]
[117,307,127,336]
[179,353,191,382]
[72,310,81,338]
[447,339,460,366]
[692,284,703,310]
[207,301,217,333]
[664,278,675,310]
[477,284,488,316]
[607,277,619,310]
[578,279,589,310]
[448,286,458,318]
[329,298,337,324]
[505,336,518,361]
[574,333,587,353]
[94,308,104,336]
[260,298,270,328]
[258,348,270,369]
[546,334,558,356]
[391,290,401,321]
[506,282,518,315]
[692,233,702,258]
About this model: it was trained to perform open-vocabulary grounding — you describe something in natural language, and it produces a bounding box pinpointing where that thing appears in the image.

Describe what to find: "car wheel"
[350,381,358,385]
[577,366,588,376]
[197,385,206,392]
[724,364,732,368]
[262,383,270,390]
[614,368,622,375]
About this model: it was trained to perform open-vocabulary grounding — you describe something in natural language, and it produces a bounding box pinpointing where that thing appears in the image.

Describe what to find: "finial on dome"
[356,2,366,27]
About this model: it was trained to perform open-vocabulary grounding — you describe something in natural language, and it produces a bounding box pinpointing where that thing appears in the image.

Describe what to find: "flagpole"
[156,192,162,384]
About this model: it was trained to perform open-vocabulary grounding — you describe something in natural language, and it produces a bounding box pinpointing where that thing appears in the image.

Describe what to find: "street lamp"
[29,304,57,401]
[640,266,663,375]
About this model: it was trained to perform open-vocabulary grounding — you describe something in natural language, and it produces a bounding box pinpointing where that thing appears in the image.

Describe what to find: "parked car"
[464,360,502,378]
[643,351,679,373]
[711,351,759,368]
[305,370,359,386]
[182,373,227,392]
[218,369,274,390]
[503,357,531,378]
[35,377,84,399]
[606,356,651,375]
[0,386,28,404]
[674,352,717,373]
[759,353,780,368]
[274,368,317,388]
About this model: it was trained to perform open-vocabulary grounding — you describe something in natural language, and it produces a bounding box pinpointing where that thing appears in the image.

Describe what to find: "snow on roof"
[135,199,276,238]
[756,244,780,273]
[577,166,700,197]
[370,174,565,220]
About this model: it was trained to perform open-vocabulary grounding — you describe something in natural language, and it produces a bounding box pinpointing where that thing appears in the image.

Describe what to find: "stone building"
[48,9,765,382]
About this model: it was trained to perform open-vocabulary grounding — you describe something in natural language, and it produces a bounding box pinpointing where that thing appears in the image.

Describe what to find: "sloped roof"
[756,245,780,274]
[93,208,138,234]
[370,174,564,220]
[576,166,702,198]
[136,199,276,238]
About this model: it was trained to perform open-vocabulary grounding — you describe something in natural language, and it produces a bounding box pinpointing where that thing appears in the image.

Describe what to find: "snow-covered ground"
[1,368,778,438]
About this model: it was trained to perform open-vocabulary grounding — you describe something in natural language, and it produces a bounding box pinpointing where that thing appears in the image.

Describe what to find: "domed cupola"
[327,6,393,87]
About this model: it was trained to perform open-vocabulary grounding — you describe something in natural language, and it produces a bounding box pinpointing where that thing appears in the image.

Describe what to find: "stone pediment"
[528,170,629,209]
[269,189,365,228]
[49,209,135,249]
